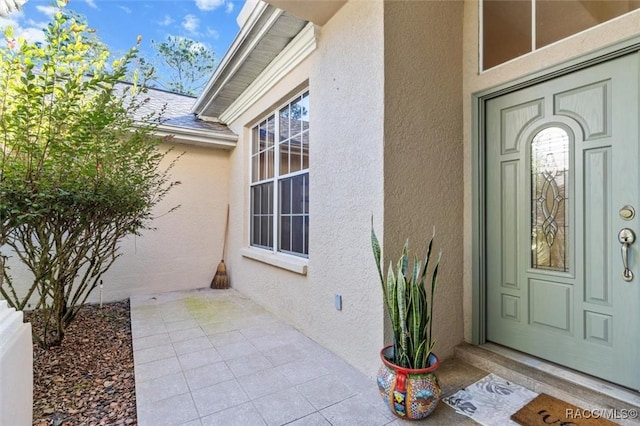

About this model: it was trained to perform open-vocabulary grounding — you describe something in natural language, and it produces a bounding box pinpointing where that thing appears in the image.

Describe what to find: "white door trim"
[471,36,640,345]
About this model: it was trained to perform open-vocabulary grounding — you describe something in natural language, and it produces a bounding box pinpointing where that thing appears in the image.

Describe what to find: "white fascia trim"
[240,247,308,275]
[219,22,318,125]
[191,2,281,114]
[154,124,238,150]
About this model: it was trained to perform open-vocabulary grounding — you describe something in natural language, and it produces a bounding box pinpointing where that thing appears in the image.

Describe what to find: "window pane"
[259,120,268,151]
[302,131,309,170]
[304,216,309,255]
[261,183,270,214]
[537,0,640,49]
[266,148,274,179]
[259,151,267,181]
[252,216,260,246]
[531,127,570,272]
[252,126,259,154]
[251,154,259,183]
[299,92,309,131]
[280,141,290,175]
[483,0,532,69]
[290,134,302,173]
[292,216,304,254]
[251,185,261,214]
[303,174,309,214]
[280,216,291,252]
[250,183,273,249]
[291,174,305,214]
[290,96,303,140]
[280,179,291,214]
[260,217,270,246]
[267,115,275,148]
[279,105,290,142]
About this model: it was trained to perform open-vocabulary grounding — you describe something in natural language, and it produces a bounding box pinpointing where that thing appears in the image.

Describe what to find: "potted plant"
[371,222,442,420]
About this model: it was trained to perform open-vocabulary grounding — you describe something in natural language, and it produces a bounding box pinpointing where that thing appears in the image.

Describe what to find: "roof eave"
[265,0,346,25]
[191,1,275,115]
[154,124,238,150]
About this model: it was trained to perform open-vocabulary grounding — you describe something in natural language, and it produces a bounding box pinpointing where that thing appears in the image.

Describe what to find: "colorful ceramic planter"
[377,345,441,420]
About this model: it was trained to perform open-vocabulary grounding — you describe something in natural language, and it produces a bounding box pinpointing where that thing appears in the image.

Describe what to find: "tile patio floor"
[131,288,485,425]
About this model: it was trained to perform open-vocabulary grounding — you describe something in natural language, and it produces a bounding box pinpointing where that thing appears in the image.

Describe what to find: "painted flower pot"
[377,345,441,420]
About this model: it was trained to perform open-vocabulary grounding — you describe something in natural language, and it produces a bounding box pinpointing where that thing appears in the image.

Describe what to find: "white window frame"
[249,90,309,259]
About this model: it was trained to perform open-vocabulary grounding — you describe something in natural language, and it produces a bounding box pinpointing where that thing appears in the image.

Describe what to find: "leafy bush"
[0,4,179,348]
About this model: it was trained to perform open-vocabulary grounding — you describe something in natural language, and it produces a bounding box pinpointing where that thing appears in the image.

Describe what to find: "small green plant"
[371,221,441,369]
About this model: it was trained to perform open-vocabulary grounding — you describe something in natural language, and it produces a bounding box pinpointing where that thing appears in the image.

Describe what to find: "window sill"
[240,247,308,275]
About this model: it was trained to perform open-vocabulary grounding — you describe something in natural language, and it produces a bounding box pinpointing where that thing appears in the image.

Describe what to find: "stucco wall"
[226,0,386,376]
[462,1,640,341]
[0,301,32,426]
[2,143,230,305]
[99,144,230,302]
[383,1,464,361]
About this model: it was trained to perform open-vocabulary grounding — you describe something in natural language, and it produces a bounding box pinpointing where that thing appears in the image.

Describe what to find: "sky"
[0,0,244,91]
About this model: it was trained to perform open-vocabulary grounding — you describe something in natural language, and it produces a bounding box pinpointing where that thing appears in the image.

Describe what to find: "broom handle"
[222,204,229,261]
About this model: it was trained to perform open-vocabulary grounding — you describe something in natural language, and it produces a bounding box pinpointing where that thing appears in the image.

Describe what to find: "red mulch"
[29,300,136,426]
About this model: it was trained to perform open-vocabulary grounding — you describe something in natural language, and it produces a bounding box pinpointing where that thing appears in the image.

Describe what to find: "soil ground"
[29,300,136,426]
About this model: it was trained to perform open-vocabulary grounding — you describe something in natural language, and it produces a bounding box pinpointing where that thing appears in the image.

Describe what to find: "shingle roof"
[134,85,236,137]
[111,82,237,149]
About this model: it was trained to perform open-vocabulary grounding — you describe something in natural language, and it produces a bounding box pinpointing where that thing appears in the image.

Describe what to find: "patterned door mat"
[511,393,619,426]
[442,374,538,425]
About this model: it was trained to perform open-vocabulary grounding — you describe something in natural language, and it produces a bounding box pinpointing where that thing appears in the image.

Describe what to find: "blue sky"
[0,0,243,78]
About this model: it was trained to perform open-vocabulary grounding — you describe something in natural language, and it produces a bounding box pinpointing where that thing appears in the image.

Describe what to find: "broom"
[211,204,230,289]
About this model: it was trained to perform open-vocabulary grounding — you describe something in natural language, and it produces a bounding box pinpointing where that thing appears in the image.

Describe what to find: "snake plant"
[371,221,441,369]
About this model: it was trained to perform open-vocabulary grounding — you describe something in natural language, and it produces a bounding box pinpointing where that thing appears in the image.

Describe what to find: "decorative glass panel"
[531,127,569,272]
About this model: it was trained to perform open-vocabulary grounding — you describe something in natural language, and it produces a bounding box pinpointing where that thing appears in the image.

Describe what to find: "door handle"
[618,228,636,282]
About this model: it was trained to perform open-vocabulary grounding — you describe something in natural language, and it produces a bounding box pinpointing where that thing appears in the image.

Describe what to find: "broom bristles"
[211,260,229,289]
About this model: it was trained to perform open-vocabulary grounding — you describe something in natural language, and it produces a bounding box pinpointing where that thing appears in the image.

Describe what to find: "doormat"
[511,393,619,426]
[442,373,538,425]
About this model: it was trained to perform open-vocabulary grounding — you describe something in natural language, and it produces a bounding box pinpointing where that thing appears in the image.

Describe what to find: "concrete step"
[454,342,640,425]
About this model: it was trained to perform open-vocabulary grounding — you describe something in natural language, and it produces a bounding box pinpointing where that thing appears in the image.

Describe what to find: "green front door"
[486,53,640,390]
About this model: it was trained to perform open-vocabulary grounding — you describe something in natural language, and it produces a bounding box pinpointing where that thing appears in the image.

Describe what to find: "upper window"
[250,91,309,257]
[482,0,640,70]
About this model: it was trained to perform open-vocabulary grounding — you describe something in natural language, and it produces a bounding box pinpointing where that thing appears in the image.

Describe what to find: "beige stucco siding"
[383,0,465,361]
[225,0,386,376]
[2,143,231,305]
[99,144,231,302]
[462,1,640,341]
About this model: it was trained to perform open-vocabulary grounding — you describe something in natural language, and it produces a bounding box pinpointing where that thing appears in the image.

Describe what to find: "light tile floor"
[131,288,484,425]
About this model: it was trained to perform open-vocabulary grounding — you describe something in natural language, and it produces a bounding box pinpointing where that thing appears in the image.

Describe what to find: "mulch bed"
[29,300,137,426]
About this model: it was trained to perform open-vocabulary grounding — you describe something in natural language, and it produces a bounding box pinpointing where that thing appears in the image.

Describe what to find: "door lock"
[618,228,636,282]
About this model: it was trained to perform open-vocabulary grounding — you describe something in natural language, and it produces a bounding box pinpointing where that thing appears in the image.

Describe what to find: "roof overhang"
[265,0,346,25]
[153,124,238,150]
[192,1,308,120]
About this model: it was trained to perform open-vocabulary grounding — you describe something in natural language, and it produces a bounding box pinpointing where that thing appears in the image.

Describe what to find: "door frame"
[471,36,640,346]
